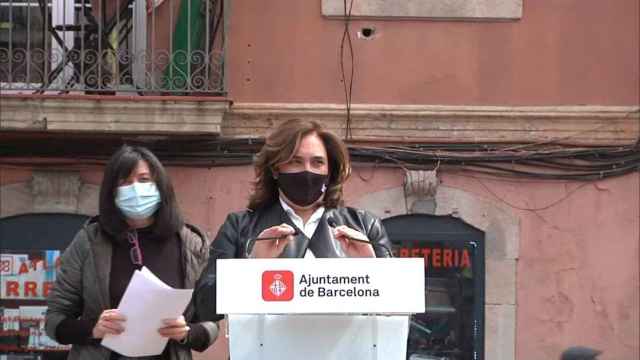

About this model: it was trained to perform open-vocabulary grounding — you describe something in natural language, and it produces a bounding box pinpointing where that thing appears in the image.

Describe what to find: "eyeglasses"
[127,231,144,266]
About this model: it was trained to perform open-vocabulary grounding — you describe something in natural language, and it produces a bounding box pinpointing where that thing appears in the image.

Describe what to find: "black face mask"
[276,171,329,207]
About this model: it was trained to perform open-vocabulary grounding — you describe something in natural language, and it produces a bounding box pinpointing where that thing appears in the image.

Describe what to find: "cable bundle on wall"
[1,135,637,181]
[348,143,640,181]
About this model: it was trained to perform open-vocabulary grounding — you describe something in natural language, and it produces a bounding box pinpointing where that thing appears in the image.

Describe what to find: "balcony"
[0,0,228,135]
[0,0,225,95]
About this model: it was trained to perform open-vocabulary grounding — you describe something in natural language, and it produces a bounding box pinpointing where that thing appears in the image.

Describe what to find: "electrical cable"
[339,0,355,140]
[471,176,592,212]
[1,136,638,181]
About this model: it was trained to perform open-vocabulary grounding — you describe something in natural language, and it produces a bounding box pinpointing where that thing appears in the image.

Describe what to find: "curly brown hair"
[248,119,351,210]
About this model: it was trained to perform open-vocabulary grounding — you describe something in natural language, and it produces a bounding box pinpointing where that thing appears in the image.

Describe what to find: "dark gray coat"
[45,218,218,360]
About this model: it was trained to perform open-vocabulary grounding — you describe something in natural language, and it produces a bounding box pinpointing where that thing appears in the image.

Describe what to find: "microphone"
[327,216,371,244]
[245,229,299,257]
[253,229,299,242]
[327,215,393,257]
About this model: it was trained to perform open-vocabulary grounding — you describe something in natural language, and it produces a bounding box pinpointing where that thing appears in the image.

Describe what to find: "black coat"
[194,202,393,321]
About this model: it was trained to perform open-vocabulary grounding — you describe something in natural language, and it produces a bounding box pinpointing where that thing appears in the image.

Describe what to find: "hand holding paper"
[158,315,190,341]
[101,267,193,357]
[92,309,126,338]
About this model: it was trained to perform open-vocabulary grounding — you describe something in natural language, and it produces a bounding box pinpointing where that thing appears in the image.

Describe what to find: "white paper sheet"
[101,267,193,357]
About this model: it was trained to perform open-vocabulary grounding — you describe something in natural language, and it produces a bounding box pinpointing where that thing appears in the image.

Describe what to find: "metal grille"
[0,0,225,94]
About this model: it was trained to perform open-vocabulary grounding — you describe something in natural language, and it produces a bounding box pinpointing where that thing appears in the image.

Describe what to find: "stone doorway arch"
[0,171,99,217]
[353,177,519,360]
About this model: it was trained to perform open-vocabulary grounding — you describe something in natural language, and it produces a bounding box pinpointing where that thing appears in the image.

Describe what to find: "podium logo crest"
[262,270,294,301]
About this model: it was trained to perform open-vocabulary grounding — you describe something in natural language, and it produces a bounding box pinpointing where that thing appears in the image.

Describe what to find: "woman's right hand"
[92,309,126,339]
[251,224,295,258]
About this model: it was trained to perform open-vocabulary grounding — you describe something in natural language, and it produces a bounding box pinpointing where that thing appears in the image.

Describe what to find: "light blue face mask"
[115,182,161,220]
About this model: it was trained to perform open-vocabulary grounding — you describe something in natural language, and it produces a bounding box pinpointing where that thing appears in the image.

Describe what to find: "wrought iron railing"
[0,0,225,95]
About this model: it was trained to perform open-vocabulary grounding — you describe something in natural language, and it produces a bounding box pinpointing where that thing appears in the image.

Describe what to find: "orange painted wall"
[226,0,639,105]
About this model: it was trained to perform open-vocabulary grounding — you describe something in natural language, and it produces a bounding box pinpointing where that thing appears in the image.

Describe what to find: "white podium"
[216,258,425,360]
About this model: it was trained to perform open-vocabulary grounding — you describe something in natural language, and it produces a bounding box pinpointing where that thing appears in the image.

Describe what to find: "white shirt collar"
[279,196,325,236]
[279,196,325,256]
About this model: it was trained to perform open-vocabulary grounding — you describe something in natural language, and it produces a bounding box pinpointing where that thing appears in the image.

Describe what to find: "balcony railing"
[0,0,225,95]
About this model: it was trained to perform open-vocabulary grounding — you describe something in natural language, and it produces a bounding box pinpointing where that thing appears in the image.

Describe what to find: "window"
[383,214,485,360]
[0,213,88,359]
[0,0,79,89]
[1,0,226,94]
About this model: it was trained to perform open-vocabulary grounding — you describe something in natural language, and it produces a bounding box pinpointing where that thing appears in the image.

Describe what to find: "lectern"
[217,258,425,360]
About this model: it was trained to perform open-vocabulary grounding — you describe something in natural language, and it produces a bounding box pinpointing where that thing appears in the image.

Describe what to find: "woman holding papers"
[194,119,393,322]
[45,145,218,359]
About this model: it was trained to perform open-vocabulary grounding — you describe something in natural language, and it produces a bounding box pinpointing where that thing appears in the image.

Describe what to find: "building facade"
[1,1,638,359]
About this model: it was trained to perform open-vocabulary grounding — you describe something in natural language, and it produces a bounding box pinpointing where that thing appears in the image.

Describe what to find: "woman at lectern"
[45,145,218,359]
[194,118,393,322]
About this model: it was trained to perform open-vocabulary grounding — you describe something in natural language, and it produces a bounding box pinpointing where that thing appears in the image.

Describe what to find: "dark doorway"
[383,214,485,360]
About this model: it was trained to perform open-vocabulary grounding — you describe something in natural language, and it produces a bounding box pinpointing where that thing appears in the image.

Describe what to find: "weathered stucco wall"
[441,172,640,360]
[2,165,638,359]
[227,0,639,105]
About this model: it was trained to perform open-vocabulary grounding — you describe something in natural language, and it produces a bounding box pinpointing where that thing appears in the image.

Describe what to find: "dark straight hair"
[248,119,351,210]
[99,145,183,239]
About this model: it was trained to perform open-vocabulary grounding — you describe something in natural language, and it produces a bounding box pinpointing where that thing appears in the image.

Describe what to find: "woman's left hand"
[158,315,189,342]
[333,226,376,258]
